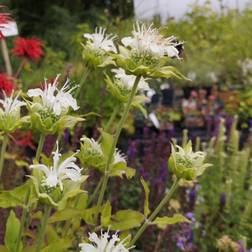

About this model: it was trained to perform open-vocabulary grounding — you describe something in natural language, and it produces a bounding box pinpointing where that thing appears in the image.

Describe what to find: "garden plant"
[1,2,252,251]
[0,19,213,252]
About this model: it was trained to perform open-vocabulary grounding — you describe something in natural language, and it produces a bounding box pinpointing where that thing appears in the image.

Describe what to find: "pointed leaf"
[4,211,22,252]
[111,210,144,231]
[153,214,190,229]
[140,177,150,217]
[101,201,112,227]
[101,130,114,158]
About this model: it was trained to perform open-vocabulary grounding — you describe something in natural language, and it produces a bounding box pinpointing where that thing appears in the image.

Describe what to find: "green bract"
[82,27,117,68]
[0,109,28,133]
[26,76,84,134]
[0,93,27,133]
[78,134,135,179]
[29,175,87,209]
[114,48,187,79]
[29,147,88,209]
[28,104,84,134]
[78,136,106,173]
[168,141,211,180]
[82,48,115,68]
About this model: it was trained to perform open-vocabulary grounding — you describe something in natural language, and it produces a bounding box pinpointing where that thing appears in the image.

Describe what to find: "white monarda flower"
[27,75,79,116]
[0,92,25,115]
[112,68,150,91]
[81,137,103,155]
[121,22,182,59]
[79,231,131,252]
[84,27,117,53]
[30,143,82,190]
[114,149,127,165]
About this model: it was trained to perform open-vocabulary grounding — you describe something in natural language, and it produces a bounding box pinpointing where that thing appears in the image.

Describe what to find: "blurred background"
[1,1,252,251]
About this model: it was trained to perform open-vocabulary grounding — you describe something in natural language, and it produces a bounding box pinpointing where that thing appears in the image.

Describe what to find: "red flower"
[0,73,14,95]
[14,131,35,150]
[12,37,44,61]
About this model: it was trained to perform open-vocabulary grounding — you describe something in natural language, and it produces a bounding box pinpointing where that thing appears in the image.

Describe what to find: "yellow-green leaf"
[101,130,114,158]
[111,210,144,231]
[140,177,150,217]
[101,201,112,227]
[4,211,22,252]
[153,214,190,229]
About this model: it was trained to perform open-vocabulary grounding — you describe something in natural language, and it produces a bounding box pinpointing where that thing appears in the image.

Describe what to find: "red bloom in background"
[0,5,12,39]
[14,131,35,150]
[13,37,44,61]
[0,73,14,95]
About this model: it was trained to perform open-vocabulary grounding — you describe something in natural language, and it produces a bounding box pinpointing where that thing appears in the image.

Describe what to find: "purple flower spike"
[220,192,226,208]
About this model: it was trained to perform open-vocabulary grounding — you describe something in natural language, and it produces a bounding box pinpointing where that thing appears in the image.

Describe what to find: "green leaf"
[153,214,190,229]
[0,180,35,208]
[75,193,88,210]
[101,130,114,158]
[111,210,144,231]
[57,178,88,210]
[46,225,59,243]
[15,160,30,168]
[49,208,83,223]
[56,115,84,133]
[101,201,112,227]
[132,95,149,118]
[110,162,135,179]
[4,211,22,252]
[81,207,98,225]
[140,177,150,217]
[151,66,189,80]
[41,239,71,252]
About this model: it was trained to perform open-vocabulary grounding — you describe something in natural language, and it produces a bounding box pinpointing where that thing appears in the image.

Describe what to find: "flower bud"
[168,141,211,180]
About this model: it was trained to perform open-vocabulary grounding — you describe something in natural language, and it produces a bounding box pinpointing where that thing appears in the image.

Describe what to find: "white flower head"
[27,75,79,116]
[0,92,25,115]
[81,137,103,155]
[84,27,117,53]
[79,230,132,252]
[30,142,82,191]
[112,68,150,92]
[122,22,183,59]
[114,149,127,165]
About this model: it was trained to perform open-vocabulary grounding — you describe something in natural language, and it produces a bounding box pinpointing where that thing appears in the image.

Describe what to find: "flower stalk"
[15,189,31,252]
[0,134,8,182]
[129,178,180,247]
[87,177,103,206]
[35,205,51,252]
[35,134,45,162]
[97,105,120,142]
[104,105,120,133]
[96,75,141,218]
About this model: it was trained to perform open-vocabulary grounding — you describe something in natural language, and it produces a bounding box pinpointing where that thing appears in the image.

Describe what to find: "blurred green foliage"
[165,3,252,86]
[195,118,252,250]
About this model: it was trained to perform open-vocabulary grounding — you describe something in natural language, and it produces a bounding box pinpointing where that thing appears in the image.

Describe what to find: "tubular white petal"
[84,27,117,53]
[122,22,182,59]
[28,76,79,116]
[112,68,150,92]
[27,88,44,97]
[30,142,82,190]
[30,164,50,176]
[79,230,130,252]
[0,92,25,115]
